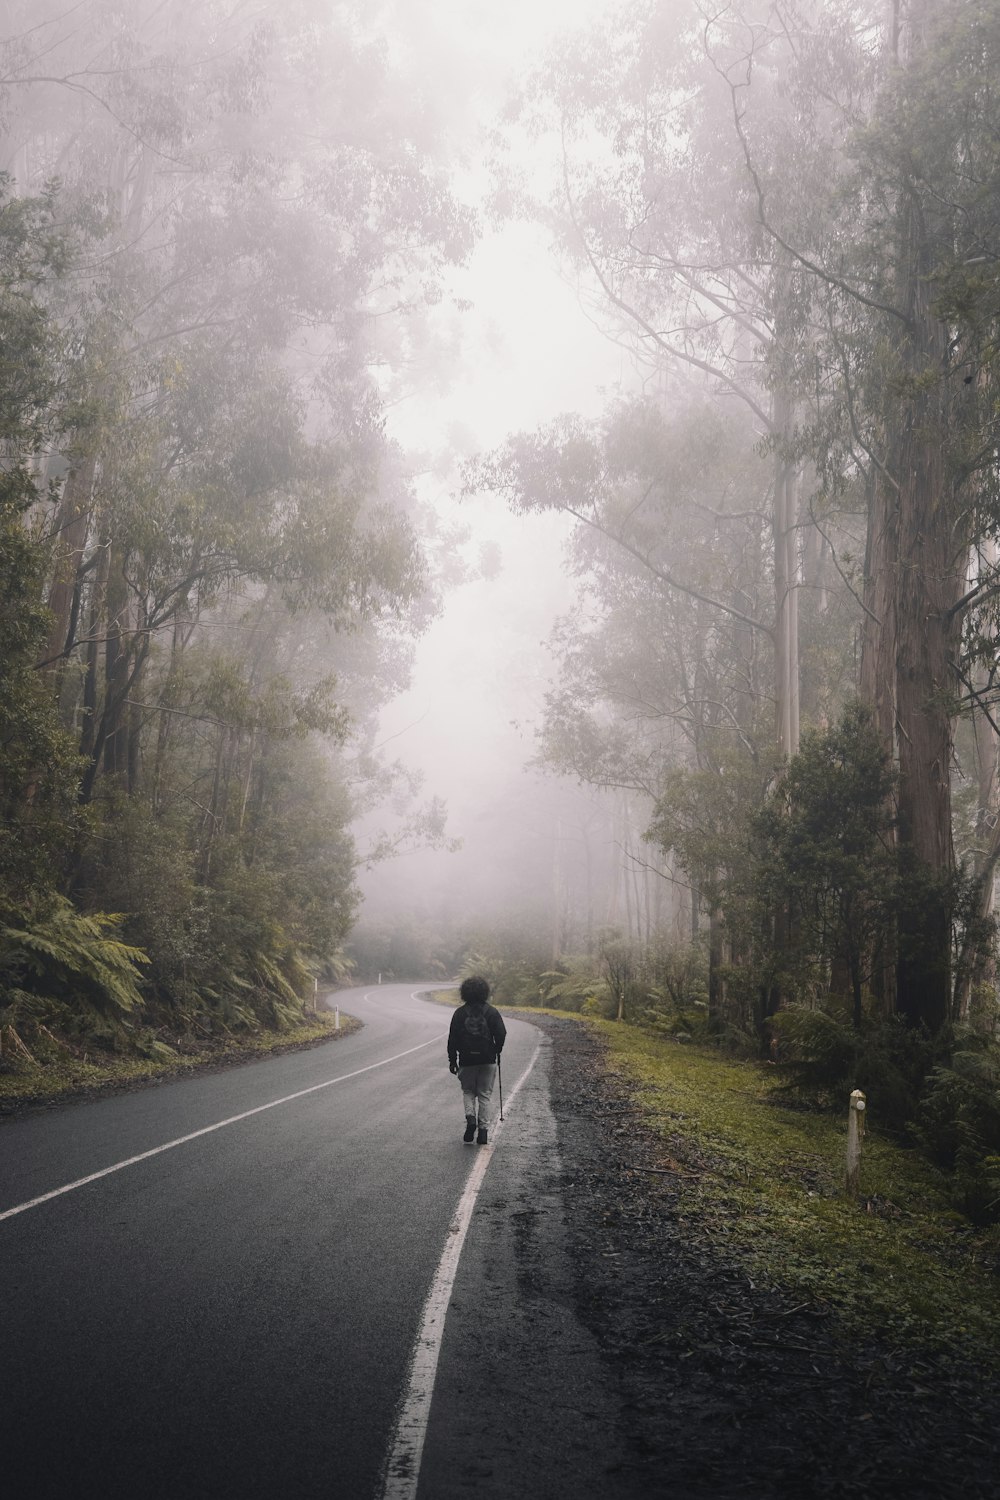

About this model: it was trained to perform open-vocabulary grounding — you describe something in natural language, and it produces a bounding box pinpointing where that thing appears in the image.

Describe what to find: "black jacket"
[447,1001,506,1068]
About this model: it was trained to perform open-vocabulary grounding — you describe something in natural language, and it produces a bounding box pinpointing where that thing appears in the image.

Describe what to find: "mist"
[349,1,649,975]
[3,0,998,1036]
[5,6,1000,1488]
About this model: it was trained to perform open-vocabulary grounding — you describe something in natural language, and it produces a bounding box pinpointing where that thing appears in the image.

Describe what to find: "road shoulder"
[422,1014,1000,1500]
[417,1028,640,1499]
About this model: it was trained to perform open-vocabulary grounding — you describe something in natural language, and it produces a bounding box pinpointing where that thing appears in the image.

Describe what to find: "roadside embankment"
[530,1012,1000,1498]
[0,1007,361,1118]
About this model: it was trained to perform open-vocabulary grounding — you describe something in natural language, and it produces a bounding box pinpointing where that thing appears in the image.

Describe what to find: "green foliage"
[0,896,148,1039]
[752,704,898,1023]
[650,741,772,913]
[347,919,453,983]
[914,1035,1000,1224]
[595,1017,1000,1359]
[459,920,555,1007]
[537,955,603,1013]
[0,3,476,1060]
[0,1009,355,1105]
[69,724,360,1038]
[639,938,711,1036]
[0,183,86,906]
[770,1006,938,1133]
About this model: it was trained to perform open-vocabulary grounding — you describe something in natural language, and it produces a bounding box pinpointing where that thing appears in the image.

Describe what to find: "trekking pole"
[498,1054,504,1122]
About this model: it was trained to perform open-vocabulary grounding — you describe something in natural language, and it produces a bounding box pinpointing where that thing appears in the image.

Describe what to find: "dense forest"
[0,0,469,1057]
[459,0,1000,1215]
[4,0,1000,1215]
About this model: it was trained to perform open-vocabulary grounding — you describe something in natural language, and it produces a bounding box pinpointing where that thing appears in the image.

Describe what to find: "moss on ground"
[0,1009,361,1114]
[589,1019,1000,1361]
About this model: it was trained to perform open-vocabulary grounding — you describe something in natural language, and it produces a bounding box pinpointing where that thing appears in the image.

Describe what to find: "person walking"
[447,975,506,1145]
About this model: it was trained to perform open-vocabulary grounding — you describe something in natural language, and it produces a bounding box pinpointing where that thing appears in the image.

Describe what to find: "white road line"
[0,1031,445,1225]
[379,1037,544,1500]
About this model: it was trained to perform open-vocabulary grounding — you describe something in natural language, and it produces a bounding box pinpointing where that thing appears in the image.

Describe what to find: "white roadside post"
[846,1089,866,1196]
[313,976,318,1015]
[335,1006,340,1031]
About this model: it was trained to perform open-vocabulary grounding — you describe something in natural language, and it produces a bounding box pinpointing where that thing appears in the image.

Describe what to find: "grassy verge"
[0,1009,361,1115]
[590,1019,1000,1361]
[425,987,460,1006]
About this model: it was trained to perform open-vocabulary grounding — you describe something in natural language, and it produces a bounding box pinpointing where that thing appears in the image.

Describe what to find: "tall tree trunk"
[953,688,1000,1019]
[859,457,900,1017]
[80,533,111,762]
[772,338,800,761]
[42,452,97,681]
[103,543,132,780]
[892,177,958,1033]
[859,462,899,748]
[707,898,724,1030]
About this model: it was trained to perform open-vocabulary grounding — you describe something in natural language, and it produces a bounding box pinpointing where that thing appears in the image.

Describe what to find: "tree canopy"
[0,0,472,1051]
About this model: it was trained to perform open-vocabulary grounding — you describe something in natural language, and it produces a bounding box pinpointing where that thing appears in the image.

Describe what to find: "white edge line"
[0,1016,445,1225]
[379,1036,544,1500]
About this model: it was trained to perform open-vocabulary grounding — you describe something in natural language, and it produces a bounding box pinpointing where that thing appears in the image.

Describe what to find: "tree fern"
[1,896,148,1024]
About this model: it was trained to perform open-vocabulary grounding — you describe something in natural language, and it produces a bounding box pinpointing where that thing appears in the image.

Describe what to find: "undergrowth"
[0,1008,360,1111]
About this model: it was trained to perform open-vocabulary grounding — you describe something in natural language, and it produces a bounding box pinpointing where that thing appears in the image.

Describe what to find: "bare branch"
[701,13,909,328]
[560,119,774,431]
[562,503,775,641]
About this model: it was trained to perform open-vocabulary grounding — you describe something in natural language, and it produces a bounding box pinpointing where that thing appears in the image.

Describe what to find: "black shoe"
[477,1127,488,1145]
[463,1116,476,1143]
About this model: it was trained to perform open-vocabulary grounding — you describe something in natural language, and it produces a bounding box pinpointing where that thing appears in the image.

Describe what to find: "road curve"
[0,985,542,1500]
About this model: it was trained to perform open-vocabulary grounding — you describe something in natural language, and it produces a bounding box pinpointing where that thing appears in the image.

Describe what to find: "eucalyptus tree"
[701,0,1000,1029]
[0,184,82,911]
[0,0,475,1025]
[752,704,898,1031]
[497,0,860,762]
[468,395,805,1018]
[0,0,468,770]
[490,0,1000,1033]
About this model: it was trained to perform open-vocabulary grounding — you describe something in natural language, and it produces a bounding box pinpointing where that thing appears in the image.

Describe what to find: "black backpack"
[459,1005,494,1064]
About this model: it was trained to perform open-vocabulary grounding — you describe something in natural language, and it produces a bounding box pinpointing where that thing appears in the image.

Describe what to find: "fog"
[4,8,997,1485]
[352,0,643,966]
[357,240,625,935]
[6,0,986,1025]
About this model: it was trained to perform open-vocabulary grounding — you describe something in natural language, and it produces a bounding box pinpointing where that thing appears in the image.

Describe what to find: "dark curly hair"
[459,974,490,1006]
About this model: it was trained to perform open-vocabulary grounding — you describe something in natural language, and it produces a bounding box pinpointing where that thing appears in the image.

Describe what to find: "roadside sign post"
[846,1089,866,1196]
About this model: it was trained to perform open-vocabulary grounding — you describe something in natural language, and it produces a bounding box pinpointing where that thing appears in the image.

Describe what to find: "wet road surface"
[0,985,629,1499]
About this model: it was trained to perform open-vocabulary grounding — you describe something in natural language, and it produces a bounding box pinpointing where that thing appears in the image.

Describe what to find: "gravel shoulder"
[534,1014,1000,1500]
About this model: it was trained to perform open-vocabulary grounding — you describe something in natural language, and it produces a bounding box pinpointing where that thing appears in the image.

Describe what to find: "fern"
[1,896,148,1023]
[324,950,354,984]
[537,958,601,1012]
[253,952,304,1007]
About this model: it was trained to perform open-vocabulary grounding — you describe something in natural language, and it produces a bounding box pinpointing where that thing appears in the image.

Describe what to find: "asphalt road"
[0,986,629,1500]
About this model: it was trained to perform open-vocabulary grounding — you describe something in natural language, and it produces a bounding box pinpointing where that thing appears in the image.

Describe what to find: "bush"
[0,895,149,1050]
[913,1034,1000,1223]
[770,1005,937,1132]
[459,921,553,1007]
[537,956,603,1012]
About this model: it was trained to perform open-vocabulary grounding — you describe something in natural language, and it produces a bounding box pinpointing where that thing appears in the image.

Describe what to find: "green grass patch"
[588,1019,1000,1361]
[423,987,460,1007]
[0,1009,361,1113]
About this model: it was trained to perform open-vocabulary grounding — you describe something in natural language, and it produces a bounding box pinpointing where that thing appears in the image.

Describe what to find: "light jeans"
[459,1063,497,1127]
